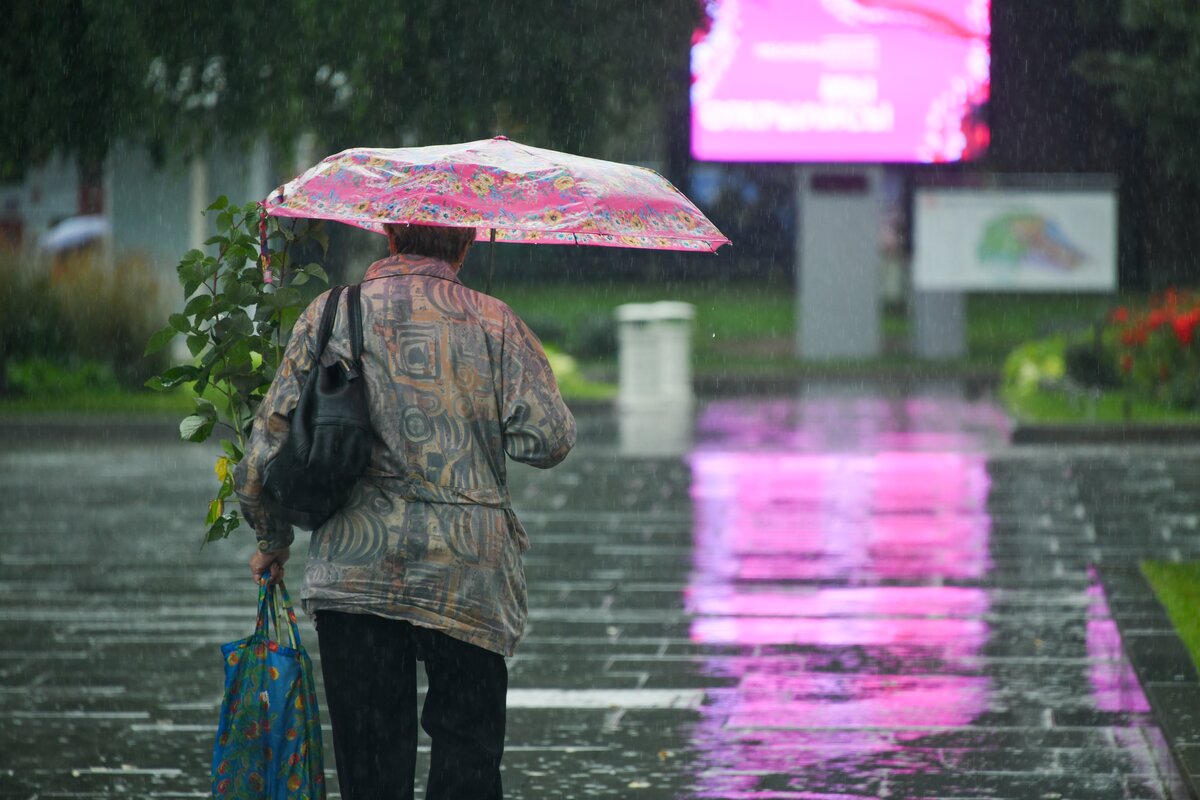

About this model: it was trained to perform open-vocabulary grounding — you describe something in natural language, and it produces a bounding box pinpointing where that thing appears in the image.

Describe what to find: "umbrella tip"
[493,134,509,141]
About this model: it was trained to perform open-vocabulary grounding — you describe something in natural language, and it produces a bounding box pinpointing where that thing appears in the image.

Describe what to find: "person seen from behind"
[234,222,577,799]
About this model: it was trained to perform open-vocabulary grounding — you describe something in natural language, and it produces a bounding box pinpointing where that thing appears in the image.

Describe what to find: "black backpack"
[261,284,373,530]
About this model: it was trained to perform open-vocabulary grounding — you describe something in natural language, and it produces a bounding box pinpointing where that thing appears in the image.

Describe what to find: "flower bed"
[1110,289,1200,409]
[1003,289,1200,424]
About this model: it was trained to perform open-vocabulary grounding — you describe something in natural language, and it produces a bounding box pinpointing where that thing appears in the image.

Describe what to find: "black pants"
[316,611,507,800]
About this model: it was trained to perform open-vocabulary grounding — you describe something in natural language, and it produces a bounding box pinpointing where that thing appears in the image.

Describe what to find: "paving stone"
[2,391,1194,798]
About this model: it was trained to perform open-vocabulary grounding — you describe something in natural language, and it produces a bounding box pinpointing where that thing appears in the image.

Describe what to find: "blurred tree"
[1072,0,1200,286]
[1076,0,1200,184]
[0,0,700,178]
[0,1,143,178]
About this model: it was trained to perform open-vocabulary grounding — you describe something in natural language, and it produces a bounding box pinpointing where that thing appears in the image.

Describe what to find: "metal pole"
[485,227,496,295]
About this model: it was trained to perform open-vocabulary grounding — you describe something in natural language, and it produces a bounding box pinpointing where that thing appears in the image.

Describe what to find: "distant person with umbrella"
[236,137,727,799]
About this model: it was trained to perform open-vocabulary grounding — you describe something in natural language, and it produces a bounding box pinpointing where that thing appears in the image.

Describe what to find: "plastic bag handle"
[255,577,303,651]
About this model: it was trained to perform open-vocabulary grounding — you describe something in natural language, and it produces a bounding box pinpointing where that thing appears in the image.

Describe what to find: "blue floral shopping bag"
[212,578,326,799]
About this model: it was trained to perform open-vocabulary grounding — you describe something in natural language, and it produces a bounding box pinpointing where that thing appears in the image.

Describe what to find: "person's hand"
[249,546,290,586]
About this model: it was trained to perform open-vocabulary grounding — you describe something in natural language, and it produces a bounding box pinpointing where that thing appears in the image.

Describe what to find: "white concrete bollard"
[615,301,696,456]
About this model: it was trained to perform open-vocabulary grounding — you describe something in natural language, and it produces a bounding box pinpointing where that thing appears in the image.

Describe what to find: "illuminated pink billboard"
[691,0,991,163]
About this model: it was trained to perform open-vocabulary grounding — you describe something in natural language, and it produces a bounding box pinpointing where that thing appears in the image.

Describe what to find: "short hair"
[386,223,476,262]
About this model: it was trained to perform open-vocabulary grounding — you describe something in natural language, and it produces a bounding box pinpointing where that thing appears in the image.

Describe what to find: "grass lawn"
[0,390,193,416]
[0,284,1144,414]
[1142,561,1200,674]
[494,281,1124,373]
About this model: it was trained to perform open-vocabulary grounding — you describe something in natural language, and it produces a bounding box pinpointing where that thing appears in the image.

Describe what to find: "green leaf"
[193,397,218,420]
[216,480,233,500]
[230,373,265,396]
[144,325,179,356]
[178,249,205,267]
[214,311,254,341]
[184,294,213,316]
[158,364,200,388]
[226,244,257,265]
[291,271,310,286]
[304,263,329,285]
[279,307,302,335]
[207,195,229,211]
[216,210,234,232]
[220,438,244,461]
[182,274,204,299]
[187,333,208,357]
[169,313,190,333]
[144,376,166,391]
[203,510,240,545]
[178,260,205,297]
[311,224,330,256]
[265,287,302,311]
[180,415,214,443]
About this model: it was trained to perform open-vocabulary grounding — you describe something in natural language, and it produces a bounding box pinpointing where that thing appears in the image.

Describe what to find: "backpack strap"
[314,285,345,357]
[347,284,364,369]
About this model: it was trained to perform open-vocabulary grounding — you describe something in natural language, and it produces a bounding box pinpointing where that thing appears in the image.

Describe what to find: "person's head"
[385,223,476,269]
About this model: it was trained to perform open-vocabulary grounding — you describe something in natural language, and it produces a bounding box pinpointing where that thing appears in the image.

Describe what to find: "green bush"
[1064,336,1122,389]
[0,250,168,394]
[0,251,70,392]
[572,312,618,360]
[520,311,568,348]
[5,357,121,396]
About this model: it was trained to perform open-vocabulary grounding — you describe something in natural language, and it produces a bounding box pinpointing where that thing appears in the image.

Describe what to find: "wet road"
[0,384,1193,798]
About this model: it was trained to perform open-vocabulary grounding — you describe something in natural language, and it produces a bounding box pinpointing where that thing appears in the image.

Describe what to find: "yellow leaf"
[206,498,224,526]
[214,456,231,483]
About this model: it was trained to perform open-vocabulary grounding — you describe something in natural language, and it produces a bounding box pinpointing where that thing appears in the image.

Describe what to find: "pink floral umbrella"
[264,136,729,253]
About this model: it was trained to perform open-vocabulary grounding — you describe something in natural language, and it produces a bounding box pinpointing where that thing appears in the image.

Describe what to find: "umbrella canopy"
[39,215,110,252]
[265,136,729,253]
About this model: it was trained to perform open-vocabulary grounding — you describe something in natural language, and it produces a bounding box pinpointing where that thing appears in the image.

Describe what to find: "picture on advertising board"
[912,188,1118,292]
[691,0,991,163]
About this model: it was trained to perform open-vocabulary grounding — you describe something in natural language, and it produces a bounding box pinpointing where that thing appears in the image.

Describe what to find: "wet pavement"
[0,382,1195,798]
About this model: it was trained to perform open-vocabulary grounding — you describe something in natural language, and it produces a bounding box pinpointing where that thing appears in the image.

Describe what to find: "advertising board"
[691,0,991,163]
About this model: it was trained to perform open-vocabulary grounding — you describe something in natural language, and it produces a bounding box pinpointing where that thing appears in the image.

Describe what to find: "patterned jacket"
[234,254,576,655]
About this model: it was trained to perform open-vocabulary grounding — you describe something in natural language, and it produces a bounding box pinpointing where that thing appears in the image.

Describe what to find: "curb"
[0,414,182,444]
[1012,425,1200,445]
[1096,565,1200,798]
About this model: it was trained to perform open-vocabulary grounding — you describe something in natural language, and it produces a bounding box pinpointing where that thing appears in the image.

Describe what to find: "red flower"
[1121,354,1133,374]
[268,641,279,653]
[1111,306,1130,324]
[1122,326,1149,347]
[1173,310,1200,346]
[1148,309,1169,330]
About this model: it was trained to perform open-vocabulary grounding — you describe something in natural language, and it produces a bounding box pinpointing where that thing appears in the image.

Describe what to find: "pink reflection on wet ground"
[690,452,992,583]
[1086,571,1151,714]
[696,394,1012,454]
[687,439,994,794]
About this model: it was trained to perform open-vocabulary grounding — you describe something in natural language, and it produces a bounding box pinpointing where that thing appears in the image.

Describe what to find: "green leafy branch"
[144,196,329,544]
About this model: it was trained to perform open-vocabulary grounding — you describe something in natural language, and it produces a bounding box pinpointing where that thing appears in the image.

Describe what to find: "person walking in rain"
[235,222,577,799]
